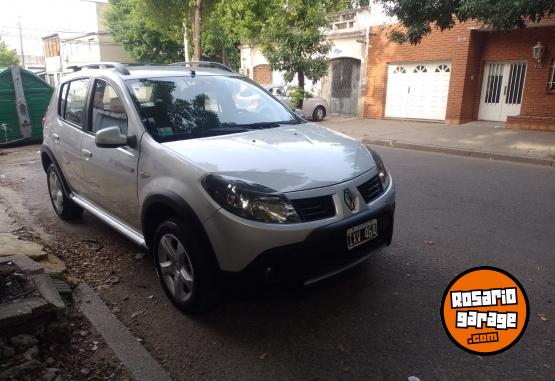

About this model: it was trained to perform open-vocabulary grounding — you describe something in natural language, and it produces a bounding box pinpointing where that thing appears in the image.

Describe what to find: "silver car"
[41,62,395,312]
[264,85,328,121]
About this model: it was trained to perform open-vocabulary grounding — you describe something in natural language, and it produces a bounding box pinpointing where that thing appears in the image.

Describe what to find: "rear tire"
[312,106,326,122]
[153,218,222,313]
[46,164,83,220]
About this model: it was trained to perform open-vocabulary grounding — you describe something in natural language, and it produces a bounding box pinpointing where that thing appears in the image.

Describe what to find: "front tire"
[153,218,222,312]
[46,164,83,220]
[312,106,326,122]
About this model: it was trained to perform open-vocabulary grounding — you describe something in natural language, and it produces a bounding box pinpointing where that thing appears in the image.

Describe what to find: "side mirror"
[294,109,305,119]
[95,126,127,148]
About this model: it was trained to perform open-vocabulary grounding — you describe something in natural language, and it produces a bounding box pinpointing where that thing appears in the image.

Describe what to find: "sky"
[0,0,107,56]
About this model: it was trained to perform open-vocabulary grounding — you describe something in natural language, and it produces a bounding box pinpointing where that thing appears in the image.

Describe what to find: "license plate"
[346,219,378,250]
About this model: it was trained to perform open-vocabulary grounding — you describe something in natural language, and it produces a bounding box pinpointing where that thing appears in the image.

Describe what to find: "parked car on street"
[264,84,328,121]
[41,62,395,312]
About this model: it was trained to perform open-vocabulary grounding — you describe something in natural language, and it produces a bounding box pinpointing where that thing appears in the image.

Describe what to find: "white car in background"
[264,85,328,122]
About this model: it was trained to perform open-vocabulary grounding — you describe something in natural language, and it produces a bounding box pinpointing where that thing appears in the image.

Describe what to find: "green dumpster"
[0,66,53,147]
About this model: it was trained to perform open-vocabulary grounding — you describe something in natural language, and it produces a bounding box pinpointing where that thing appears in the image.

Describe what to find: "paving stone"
[0,208,15,233]
[0,233,47,260]
[0,359,43,379]
[41,254,67,274]
[0,297,49,329]
[0,255,44,274]
[10,334,38,350]
[32,274,65,311]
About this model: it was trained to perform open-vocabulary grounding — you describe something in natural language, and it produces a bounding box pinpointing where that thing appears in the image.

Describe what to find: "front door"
[80,79,140,229]
[329,58,361,116]
[478,61,527,122]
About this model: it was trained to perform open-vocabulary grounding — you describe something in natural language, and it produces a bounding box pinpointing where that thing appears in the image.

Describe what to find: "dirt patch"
[0,304,133,381]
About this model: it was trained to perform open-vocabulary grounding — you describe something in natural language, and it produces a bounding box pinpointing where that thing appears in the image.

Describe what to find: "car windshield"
[125,75,300,142]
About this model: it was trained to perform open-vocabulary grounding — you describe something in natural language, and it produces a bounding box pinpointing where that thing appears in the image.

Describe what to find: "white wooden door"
[478,61,527,122]
[385,62,451,120]
[384,65,409,118]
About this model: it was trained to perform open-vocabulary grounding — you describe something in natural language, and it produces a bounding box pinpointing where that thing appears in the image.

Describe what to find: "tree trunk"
[297,70,305,108]
[222,47,228,66]
[192,0,202,61]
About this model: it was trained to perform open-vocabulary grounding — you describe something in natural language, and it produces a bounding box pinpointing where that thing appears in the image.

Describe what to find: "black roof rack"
[170,61,234,72]
[68,62,130,75]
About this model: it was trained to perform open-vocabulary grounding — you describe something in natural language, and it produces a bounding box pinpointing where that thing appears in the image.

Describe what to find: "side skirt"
[71,194,147,248]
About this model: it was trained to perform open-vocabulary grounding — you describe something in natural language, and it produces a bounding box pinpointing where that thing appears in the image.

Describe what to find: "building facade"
[42,2,134,87]
[364,20,555,131]
[239,2,393,118]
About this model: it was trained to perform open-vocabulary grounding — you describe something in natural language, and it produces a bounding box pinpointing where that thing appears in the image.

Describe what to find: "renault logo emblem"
[344,189,356,211]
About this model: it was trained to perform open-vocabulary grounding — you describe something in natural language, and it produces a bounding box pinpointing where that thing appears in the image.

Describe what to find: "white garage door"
[385,62,451,120]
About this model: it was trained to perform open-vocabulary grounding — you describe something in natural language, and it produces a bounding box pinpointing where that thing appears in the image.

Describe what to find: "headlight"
[202,174,300,224]
[370,150,390,190]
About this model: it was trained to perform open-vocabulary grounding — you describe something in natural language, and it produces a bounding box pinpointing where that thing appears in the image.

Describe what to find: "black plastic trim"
[228,203,395,285]
[40,145,72,196]
[141,192,218,270]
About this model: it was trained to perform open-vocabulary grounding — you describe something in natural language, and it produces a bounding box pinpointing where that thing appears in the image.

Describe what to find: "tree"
[140,0,213,61]
[202,12,240,69]
[0,38,19,67]
[218,0,347,101]
[382,0,555,44]
[105,0,183,63]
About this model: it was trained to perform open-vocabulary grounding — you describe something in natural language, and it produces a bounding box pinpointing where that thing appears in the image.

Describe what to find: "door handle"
[52,133,60,143]
[82,149,92,158]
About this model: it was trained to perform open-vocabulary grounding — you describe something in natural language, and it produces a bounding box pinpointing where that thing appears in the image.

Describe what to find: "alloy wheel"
[48,170,64,213]
[158,233,195,303]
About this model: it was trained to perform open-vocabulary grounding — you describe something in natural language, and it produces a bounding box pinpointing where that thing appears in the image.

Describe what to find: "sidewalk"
[321,118,555,166]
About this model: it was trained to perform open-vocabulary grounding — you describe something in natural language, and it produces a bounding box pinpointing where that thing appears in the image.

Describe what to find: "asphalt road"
[1,145,554,380]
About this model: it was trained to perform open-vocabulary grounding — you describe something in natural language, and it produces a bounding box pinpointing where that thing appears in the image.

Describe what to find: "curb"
[74,283,172,381]
[362,139,555,167]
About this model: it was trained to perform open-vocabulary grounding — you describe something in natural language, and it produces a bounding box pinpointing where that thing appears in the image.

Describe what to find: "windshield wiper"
[222,121,295,129]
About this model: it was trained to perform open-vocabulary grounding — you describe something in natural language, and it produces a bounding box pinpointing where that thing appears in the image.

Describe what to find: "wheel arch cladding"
[141,192,219,269]
[41,146,71,195]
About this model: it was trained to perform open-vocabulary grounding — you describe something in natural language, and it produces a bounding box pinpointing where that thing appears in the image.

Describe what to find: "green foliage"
[382,0,555,44]
[202,12,240,69]
[105,0,183,63]
[218,0,347,92]
[107,0,238,66]
[0,38,19,67]
[286,86,305,109]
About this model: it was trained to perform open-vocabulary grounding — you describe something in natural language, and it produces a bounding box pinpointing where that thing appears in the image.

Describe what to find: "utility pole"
[183,20,189,62]
[18,16,25,68]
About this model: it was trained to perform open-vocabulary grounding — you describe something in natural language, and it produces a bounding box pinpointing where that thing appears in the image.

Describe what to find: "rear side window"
[91,80,128,135]
[58,78,90,127]
[58,83,69,117]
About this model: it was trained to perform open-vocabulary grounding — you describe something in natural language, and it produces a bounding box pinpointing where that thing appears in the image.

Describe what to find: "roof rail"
[170,61,234,73]
[68,62,130,75]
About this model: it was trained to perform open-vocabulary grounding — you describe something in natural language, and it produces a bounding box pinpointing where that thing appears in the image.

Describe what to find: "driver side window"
[91,80,128,135]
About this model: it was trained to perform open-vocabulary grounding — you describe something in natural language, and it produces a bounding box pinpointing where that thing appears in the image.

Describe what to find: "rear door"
[54,78,90,195]
[79,78,140,229]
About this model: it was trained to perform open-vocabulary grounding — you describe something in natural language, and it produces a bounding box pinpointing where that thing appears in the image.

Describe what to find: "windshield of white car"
[125,75,301,142]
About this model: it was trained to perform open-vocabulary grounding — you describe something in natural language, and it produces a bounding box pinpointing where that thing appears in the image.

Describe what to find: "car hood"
[162,123,375,193]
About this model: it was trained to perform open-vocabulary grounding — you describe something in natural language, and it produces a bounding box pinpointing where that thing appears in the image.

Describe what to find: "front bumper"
[235,203,394,285]
[203,168,396,274]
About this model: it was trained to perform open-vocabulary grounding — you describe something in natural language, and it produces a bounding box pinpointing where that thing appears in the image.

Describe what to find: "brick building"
[364,21,555,131]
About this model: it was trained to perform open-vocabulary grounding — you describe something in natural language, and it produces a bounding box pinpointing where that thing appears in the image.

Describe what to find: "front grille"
[357,175,384,204]
[291,195,335,222]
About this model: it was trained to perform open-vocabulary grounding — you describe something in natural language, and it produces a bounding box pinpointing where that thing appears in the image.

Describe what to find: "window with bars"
[548,60,555,93]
